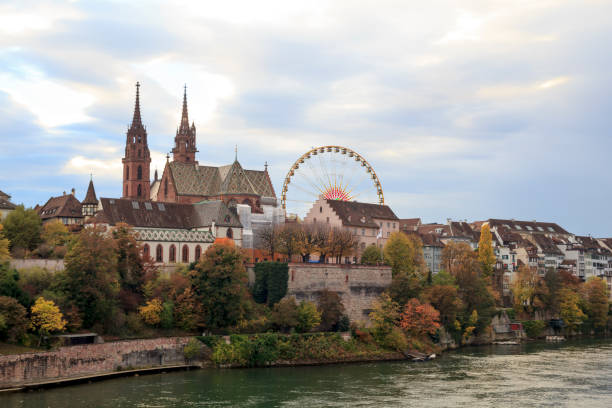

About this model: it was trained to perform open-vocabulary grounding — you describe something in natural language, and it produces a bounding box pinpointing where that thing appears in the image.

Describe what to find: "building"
[0,190,16,219]
[82,179,99,218]
[91,198,242,265]
[303,197,399,263]
[399,218,421,232]
[38,189,84,227]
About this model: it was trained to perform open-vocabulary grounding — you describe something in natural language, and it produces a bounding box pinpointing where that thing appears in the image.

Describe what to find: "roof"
[82,180,98,205]
[326,200,398,228]
[38,194,83,220]
[531,234,563,255]
[0,195,16,210]
[448,221,478,240]
[399,218,421,231]
[168,160,276,198]
[418,224,449,235]
[574,236,612,256]
[96,198,241,229]
[0,190,9,199]
[488,219,570,235]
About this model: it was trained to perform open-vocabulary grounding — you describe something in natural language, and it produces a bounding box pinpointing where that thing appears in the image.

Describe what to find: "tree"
[387,272,423,307]
[369,293,401,340]
[271,296,299,332]
[276,224,302,262]
[64,227,119,328]
[2,205,42,252]
[138,298,163,326]
[583,277,609,331]
[41,220,70,248]
[257,225,279,259]
[173,287,203,331]
[30,297,67,345]
[441,241,473,275]
[399,298,440,337]
[113,223,146,312]
[0,296,28,343]
[329,227,358,264]
[0,224,10,261]
[0,262,30,306]
[478,223,495,277]
[431,270,457,287]
[313,225,332,263]
[297,224,318,263]
[317,289,345,331]
[421,284,462,328]
[541,269,562,315]
[361,244,382,265]
[559,288,586,332]
[252,262,288,306]
[191,243,251,329]
[296,301,321,333]
[512,265,545,318]
[384,232,425,276]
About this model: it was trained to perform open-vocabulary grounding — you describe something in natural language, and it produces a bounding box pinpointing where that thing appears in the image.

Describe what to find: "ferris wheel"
[281,145,384,216]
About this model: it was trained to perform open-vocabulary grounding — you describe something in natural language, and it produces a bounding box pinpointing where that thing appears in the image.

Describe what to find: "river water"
[2,338,611,407]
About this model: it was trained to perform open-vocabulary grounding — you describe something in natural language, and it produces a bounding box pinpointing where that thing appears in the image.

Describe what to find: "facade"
[0,190,16,219]
[37,190,84,227]
[91,197,242,265]
[81,179,99,218]
[303,197,399,263]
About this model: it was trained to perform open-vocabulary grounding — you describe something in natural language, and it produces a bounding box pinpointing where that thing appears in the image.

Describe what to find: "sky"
[0,0,611,236]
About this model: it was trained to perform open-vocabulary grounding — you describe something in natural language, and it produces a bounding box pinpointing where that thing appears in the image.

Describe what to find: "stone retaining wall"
[0,337,191,388]
[9,259,65,272]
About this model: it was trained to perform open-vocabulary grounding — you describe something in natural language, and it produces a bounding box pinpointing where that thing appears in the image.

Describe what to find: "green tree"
[41,220,70,247]
[251,262,288,306]
[431,270,457,287]
[559,288,586,332]
[478,223,495,277]
[64,227,119,329]
[0,296,28,343]
[383,232,425,276]
[191,243,251,329]
[361,244,383,265]
[2,205,42,252]
[0,262,30,306]
[113,223,146,312]
[296,301,321,333]
[0,224,10,261]
[317,289,345,331]
[583,277,609,331]
[542,269,562,315]
[369,293,401,341]
[271,296,299,332]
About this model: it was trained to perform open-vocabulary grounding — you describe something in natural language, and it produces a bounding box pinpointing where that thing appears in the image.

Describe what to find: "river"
[2,338,611,407]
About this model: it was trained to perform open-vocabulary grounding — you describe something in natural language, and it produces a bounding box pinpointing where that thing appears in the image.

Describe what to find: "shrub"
[317,289,344,331]
[381,326,408,351]
[183,338,202,360]
[271,297,298,332]
[160,301,174,329]
[0,296,28,343]
[337,315,350,332]
[296,301,321,333]
[522,320,547,338]
[252,262,288,306]
[139,298,163,326]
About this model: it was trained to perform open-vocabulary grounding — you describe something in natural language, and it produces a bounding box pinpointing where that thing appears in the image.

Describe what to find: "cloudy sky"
[0,0,611,235]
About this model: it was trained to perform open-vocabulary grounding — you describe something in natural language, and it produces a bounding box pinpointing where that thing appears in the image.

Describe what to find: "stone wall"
[285,263,392,324]
[0,337,191,388]
[9,259,65,272]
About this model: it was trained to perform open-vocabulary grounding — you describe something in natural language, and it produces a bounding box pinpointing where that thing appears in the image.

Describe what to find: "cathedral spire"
[172,84,198,163]
[179,84,189,132]
[131,82,143,129]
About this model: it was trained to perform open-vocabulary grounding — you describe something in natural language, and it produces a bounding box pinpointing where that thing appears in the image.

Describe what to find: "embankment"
[0,337,193,389]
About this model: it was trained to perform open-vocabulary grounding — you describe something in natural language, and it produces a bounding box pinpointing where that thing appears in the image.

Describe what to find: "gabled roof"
[0,190,9,199]
[326,200,398,228]
[531,234,563,256]
[448,221,478,240]
[575,236,612,256]
[168,161,275,198]
[0,190,16,210]
[418,224,449,236]
[488,219,570,235]
[96,198,241,229]
[38,194,83,220]
[399,218,421,231]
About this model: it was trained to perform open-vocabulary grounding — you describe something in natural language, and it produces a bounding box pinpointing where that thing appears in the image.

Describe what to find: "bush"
[183,338,203,360]
[522,320,547,338]
[296,301,321,333]
[380,326,408,351]
[271,297,298,332]
[337,315,350,332]
[0,296,28,343]
[125,312,145,335]
[317,289,345,331]
[160,301,174,329]
[197,335,222,349]
[252,262,288,306]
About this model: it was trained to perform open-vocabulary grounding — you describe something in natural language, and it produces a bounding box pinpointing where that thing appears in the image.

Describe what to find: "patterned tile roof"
[169,161,275,198]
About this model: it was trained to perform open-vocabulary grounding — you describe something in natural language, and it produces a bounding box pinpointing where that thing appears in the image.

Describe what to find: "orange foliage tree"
[399,298,441,337]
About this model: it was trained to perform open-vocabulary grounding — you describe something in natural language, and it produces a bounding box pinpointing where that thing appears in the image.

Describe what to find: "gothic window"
[137,184,142,197]
[138,149,141,158]
[227,228,233,239]
[156,245,163,262]
[137,165,142,180]
[143,244,150,258]
[169,245,176,262]
[195,245,201,261]
[182,245,189,263]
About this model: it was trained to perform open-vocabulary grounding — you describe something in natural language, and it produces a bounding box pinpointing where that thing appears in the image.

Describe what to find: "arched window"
[137,165,142,180]
[137,184,142,197]
[126,166,129,180]
[195,245,201,261]
[169,245,176,262]
[143,244,150,258]
[226,227,233,239]
[182,245,189,263]
[156,244,163,262]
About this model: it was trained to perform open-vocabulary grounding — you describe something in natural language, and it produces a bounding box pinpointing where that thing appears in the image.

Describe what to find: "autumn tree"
[421,284,463,328]
[2,205,42,253]
[0,296,28,343]
[361,244,382,265]
[173,287,203,331]
[583,277,609,331]
[191,243,251,329]
[399,298,441,337]
[384,232,425,276]
[559,288,586,332]
[271,296,299,332]
[30,297,67,345]
[297,224,318,262]
[257,225,279,259]
[0,224,10,261]
[313,226,332,263]
[541,269,562,315]
[276,224,302,262]
[64,227,119,328]
[329,227,358,263]
[296,301,321,333]
[139,298,163,326]
[369,293,401,340]
[317,289,345,331]
[41,220,70,248]
[441,241,473,275]
[512,265,545,318]
[113,223,146,312]
[478,223,495,277]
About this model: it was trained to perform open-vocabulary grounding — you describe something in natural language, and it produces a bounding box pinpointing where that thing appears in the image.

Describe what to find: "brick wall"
[0,337,191,388]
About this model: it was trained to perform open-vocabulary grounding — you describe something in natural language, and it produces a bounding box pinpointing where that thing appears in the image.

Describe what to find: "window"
[326,217,329,223]
[392,223,396,228]
[169,245,176,262]
[145,202,152,210]
[319,206,322,213]
[362,229,365,235]
[537,226,544,232]
[387,231,390,237]
[157,203,165,211]
[143,244,150,258]
[137,184,142,197]
[182,245,189,263]
[227,228,233,239]
[138,149,141,158]
[156,245,163,262]
[547,227,555,232]
[502,255,509,260]
[195,245,201,261]
[126,166,129,180]
[387,222,390,228]
[132,201,139,209]
[515,225,522,230]
[137,165,142,180]
[526,226,533,231]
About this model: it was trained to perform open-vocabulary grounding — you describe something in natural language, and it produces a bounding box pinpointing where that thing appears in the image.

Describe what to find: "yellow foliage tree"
[384,232,426,276]
[42,220,70,247]
[138,298,163,326]
[30,297,67,345]
[0,224,10,261]
[478,223,495,277]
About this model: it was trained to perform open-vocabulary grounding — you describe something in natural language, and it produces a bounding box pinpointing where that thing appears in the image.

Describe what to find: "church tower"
[172,85,198,163]
[122,82,151,199]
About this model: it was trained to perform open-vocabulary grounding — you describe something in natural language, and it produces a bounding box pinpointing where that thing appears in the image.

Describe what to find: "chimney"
[71,188,75,196]
[63,191,66,196]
